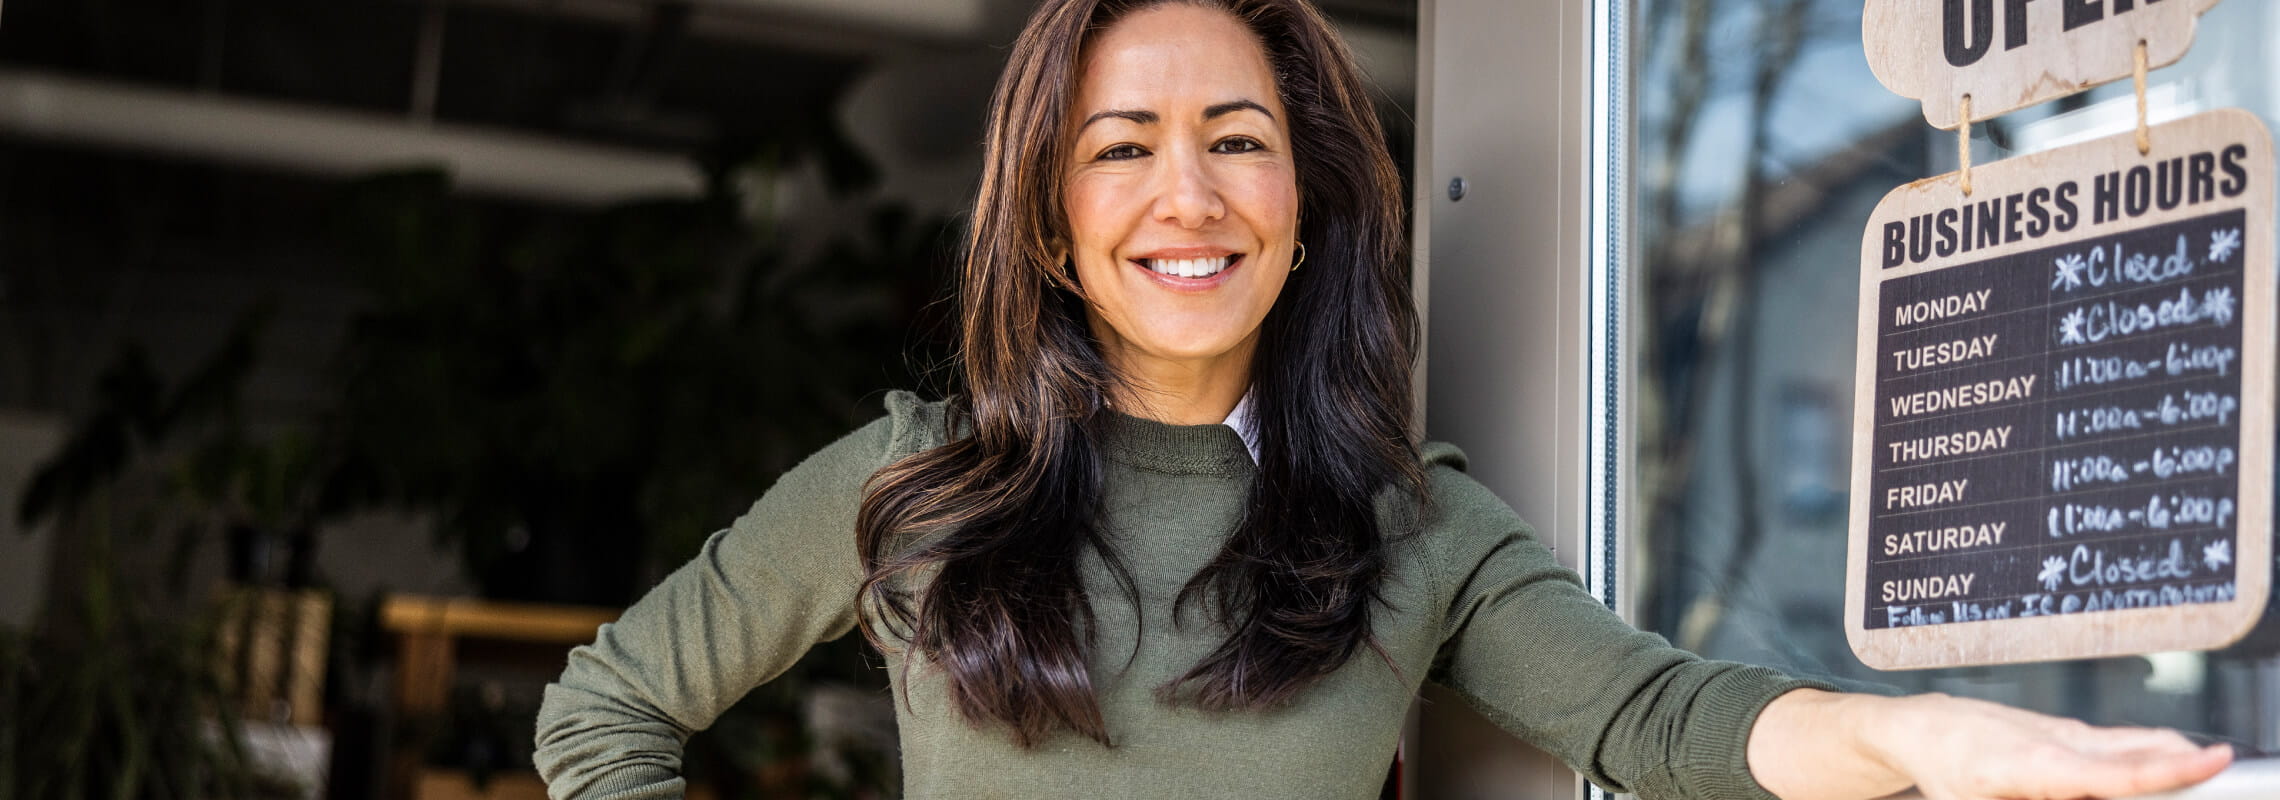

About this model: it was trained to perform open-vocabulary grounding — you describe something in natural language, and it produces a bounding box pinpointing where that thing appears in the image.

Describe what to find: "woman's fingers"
[2008,741,2232,799]
[2047,723,2205,757]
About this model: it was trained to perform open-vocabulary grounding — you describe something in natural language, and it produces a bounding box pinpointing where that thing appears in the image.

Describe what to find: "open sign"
[1864,0,2222,129]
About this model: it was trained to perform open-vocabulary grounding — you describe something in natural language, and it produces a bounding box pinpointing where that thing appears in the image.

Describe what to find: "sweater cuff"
[560,767,686,800]
[1679,666,1839,800]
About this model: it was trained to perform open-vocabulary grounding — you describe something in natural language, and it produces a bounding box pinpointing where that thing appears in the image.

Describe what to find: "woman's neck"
[1101,342,1256,426]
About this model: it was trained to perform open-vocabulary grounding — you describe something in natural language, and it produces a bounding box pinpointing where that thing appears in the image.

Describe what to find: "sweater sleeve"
[534,395,925,800]
[1422,444,1834,800]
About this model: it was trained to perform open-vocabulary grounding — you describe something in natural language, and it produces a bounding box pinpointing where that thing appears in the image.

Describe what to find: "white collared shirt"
[1222,389,1260,463]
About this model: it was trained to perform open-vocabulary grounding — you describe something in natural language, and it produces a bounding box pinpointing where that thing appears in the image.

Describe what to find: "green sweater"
[535,392,1826,799]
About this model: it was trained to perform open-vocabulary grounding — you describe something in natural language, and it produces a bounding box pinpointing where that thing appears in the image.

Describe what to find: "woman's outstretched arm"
[1748,688,2233,800]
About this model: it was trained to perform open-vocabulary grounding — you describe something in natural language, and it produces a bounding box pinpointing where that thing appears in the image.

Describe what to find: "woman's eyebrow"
[1080,109,1158,131]
[1078,99,1273,133]
[1203,99,1273,121]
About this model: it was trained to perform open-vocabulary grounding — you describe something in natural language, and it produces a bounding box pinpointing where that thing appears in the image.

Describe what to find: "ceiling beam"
[0,69,704,205]
[442,0,1000,57]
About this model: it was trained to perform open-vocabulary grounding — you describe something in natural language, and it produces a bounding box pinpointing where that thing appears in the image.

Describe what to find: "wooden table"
[380,594,618,800]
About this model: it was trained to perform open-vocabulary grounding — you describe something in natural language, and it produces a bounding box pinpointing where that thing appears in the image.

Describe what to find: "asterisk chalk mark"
[2210,228,2242,263]
[2038,556,2068,591]
[2053,252,2088,291]
[2205,539,2233,572]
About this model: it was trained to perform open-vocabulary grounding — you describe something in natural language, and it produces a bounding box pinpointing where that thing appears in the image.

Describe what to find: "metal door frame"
[1410,0,1630,797]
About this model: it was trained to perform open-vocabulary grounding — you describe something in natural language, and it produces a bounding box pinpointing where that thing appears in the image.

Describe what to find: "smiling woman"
[1062,5,1299,421]
[532,1,2236,799]
[847,0,1426,756]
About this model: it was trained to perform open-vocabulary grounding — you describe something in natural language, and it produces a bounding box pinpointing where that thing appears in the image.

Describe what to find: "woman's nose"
[1151,150,1225,229]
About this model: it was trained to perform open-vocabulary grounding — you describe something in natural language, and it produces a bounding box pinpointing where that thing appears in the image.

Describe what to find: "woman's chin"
[1117,334,1256,366]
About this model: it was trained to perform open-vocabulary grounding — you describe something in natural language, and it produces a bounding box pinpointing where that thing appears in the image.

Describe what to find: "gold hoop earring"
[1291,242,1306,272]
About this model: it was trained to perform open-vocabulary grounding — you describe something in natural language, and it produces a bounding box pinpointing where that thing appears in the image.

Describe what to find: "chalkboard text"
[1866,210,2250,630]
[1892,333,2001,372]
[1887,478,1970,509]
[1893,288,1994,327]
[1889,425,2013,463]
[1885,521,2007,556]
[1888,374,2037,417]
[1883,572,1976,603]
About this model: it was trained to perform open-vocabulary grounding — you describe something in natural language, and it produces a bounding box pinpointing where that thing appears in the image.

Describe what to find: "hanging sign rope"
[1863,0,2222,130]
[2135,40,2152,155]
[1960,95,1975,196]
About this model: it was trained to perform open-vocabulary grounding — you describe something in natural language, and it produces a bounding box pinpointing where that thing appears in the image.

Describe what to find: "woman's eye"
[1098,144,1147,161]
[1212,137,1264,154]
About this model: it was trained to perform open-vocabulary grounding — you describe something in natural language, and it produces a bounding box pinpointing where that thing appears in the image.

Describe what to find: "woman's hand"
[1748,689,2234,800]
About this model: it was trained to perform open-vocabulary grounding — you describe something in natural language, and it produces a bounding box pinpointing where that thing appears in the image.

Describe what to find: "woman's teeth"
[1143,256,1233,278]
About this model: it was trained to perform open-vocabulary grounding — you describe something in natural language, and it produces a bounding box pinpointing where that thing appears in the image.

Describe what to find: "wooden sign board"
[1864,0,2222,130]
[1847,108,2275,670]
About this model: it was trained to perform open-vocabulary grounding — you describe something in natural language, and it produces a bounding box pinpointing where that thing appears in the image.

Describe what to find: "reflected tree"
[1635,0,1833,651]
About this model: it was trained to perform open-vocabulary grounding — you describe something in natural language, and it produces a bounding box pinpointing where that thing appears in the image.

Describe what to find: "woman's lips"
[1130,253,1245,290]
[1142,255,1233,278]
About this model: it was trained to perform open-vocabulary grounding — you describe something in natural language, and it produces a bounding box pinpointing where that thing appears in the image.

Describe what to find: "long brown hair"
[855,0,1420,748]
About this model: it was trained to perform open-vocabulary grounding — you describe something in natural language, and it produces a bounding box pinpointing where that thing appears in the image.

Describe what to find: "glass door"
[1626,0,2280,754]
